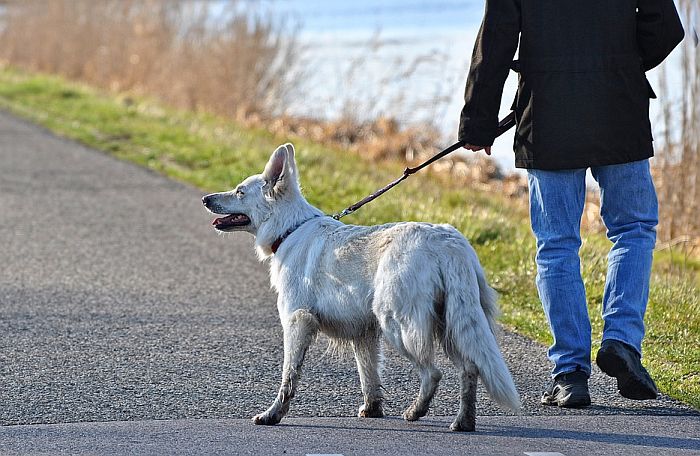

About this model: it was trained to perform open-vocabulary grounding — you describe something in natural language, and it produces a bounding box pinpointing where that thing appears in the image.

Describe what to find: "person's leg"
[591,159,658,399]
[527,168,591,378]
[590,159,658,354]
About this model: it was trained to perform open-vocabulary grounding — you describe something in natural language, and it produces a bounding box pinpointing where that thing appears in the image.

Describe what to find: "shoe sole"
[541,389,591,408]
[541,394,591,408]
[596,349,658,400]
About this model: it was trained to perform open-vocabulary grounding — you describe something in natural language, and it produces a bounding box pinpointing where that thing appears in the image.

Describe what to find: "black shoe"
[541,370,591,408]
[596,339,658,400]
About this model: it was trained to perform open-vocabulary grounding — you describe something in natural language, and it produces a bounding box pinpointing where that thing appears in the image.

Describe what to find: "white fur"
[203,143,521,431]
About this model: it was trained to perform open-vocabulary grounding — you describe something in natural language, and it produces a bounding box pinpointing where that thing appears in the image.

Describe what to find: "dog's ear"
[283,143,297,175]
[262,144,297,195]
[263,145,286,185]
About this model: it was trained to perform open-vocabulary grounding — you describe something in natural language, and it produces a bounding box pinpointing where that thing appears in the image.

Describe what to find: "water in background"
[241,0,684,173]
[236,0,519,171]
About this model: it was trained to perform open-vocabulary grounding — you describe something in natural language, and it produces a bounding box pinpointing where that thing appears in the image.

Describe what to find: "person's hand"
[463,144,492,156]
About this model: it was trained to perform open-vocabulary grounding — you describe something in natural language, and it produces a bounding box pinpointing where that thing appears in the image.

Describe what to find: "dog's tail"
[443,252,521,413]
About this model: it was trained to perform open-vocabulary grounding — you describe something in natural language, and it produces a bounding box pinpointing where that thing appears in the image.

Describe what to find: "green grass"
[0,67,697,409]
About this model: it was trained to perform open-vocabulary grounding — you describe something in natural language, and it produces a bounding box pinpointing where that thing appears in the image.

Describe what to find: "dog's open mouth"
[212,213,251,231]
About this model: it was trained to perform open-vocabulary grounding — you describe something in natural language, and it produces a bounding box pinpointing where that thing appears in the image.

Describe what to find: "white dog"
[202,143,520,431]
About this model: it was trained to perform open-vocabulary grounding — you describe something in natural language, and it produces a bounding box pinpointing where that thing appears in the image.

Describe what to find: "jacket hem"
[514,150,654,170]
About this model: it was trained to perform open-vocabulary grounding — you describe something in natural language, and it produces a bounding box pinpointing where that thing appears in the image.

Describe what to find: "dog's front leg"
[253,308,319,425]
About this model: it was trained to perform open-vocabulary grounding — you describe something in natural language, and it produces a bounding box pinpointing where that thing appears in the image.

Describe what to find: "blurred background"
[0,0,697,247]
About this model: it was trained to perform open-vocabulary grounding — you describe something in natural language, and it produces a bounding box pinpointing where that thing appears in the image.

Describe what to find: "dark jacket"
[458,0,685,170]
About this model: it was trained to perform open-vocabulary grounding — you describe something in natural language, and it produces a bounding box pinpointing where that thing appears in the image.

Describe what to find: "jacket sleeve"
[458,0,520,146]
[636,0,685,71]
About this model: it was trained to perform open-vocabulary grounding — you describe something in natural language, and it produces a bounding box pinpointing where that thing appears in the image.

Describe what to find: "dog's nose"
[202,195,211,207]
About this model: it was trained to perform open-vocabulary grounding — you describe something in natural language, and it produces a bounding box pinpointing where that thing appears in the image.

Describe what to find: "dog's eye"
[235,189,245,198]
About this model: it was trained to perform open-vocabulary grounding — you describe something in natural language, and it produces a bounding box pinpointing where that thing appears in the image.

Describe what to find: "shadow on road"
[489,424,700,451]
[281,412,700,452]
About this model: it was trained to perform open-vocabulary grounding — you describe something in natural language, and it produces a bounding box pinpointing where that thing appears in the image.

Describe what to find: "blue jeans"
[527,160,658,378]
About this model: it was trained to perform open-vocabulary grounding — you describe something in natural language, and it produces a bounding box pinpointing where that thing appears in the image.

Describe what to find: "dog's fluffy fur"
[203,143,520,431]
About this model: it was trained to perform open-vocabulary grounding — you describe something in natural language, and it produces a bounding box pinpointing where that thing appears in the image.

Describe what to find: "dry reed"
[654,0,699,255]
[0,0,300,120]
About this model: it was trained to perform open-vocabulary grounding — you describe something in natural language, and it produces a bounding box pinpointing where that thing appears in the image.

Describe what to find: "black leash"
[331,112,516,220]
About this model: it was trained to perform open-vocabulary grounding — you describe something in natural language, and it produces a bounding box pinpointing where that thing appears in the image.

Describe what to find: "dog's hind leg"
[253,308,319,426]
[395,320,442,422]
[450,360,478,432]
[352,329,384,418]
[402,361,442,422]
[375,297,441,421]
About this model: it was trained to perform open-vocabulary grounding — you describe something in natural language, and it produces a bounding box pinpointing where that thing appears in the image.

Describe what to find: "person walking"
[458,0,685,407]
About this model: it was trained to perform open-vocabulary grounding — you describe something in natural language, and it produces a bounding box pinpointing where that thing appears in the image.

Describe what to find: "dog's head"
[202,143,301,236]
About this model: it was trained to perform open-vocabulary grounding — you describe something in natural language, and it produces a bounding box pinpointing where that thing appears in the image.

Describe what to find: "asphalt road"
[0,110,698,455]
[1,416,699,456]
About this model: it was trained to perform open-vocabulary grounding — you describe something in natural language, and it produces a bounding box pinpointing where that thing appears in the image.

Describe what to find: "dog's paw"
[252,412,281,426]
[402,407,419,421]
[449,420,475,432]
[402,405,428,422]
[358,403,384,418]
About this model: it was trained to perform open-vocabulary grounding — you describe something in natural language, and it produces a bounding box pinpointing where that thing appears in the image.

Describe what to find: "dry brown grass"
[654,0,699,256]
[0,0,300,119]
[264,113,443,162]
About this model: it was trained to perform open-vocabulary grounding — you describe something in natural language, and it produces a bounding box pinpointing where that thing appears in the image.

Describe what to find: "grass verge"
[0,67,697,409]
